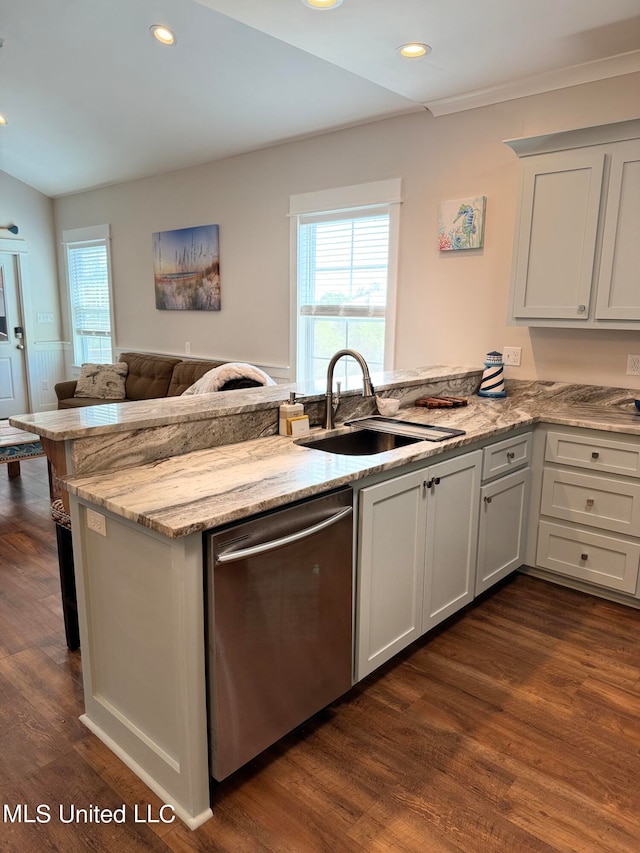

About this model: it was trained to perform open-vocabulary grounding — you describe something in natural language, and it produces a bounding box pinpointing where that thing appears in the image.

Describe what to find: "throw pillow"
[74,362,129,399]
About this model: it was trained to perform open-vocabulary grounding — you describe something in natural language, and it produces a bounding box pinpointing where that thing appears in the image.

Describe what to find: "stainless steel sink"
[296,416,467,456]
[299,428,422,456]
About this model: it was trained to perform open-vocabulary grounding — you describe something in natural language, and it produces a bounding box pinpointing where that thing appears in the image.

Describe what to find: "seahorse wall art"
[438,195,486,251]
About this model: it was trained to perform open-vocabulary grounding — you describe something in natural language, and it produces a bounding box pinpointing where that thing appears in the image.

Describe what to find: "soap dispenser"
[279,392,306,436]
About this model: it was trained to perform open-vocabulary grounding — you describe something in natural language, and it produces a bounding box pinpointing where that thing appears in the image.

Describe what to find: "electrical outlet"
[86,508,107,537]
[627,354,640,376]
[185,341,191,354]
[41,380,49,391]
[503,346,522,367]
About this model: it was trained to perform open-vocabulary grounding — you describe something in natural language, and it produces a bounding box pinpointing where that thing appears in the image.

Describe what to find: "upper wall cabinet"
[506,120,640,328]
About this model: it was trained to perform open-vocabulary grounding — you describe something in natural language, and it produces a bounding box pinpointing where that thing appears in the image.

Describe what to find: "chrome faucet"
[324,349,375,429]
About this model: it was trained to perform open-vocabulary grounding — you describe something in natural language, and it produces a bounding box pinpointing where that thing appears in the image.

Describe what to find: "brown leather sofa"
[54,351,260,409]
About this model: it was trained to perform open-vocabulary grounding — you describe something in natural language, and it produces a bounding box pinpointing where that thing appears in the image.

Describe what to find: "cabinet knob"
[591,451,599,459]
[484,495,492,504]
[577,304,586,313]
[586,498,594,508]
[506,451,515,460]
[580,553,589,561]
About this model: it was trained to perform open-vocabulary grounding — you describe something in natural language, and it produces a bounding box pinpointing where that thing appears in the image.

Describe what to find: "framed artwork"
[153,224,221,310]
[438,196,486,251]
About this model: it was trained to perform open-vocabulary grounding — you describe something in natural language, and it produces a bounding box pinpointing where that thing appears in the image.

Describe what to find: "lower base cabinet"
[532,428,640,599]
[476,467,530,596]
[356,450,481,680]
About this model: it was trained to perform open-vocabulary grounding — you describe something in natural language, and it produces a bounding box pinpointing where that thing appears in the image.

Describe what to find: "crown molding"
[504,118,640,158]
[423,50,640,117]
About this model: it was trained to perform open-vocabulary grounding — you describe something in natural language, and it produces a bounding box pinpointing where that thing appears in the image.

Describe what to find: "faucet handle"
[333,381,341,412]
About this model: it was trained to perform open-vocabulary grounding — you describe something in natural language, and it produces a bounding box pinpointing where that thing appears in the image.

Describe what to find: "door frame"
[0,237,32,414]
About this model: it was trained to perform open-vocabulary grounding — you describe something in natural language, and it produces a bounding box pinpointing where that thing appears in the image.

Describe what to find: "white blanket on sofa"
[182,362,276,395]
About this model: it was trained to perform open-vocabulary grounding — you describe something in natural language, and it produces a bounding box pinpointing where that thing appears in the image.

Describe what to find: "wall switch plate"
[503,346,522,367]
[86,508,107,536]
[627,354,640,376]
[36,312,54,323]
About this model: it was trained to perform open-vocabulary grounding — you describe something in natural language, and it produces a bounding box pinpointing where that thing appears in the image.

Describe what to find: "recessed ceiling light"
[397,43,431,59]
[301,0,344,10]
[150,24,176,46]
[0,114,7,125]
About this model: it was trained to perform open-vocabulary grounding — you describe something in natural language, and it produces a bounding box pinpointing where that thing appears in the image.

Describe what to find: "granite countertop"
[10,365,478,441]
[61,380,640,539]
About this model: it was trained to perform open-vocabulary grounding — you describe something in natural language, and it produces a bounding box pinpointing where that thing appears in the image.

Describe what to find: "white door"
[0,253,29,418]
[422,450,482,632]
[356,469,427,680]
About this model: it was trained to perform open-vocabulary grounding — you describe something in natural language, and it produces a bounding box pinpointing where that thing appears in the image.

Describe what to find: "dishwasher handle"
[215,506,352,565]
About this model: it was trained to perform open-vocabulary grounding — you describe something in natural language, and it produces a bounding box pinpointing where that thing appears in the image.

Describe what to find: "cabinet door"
[511,150,605,320]
[423,450,481,632]
[476,468,530,596]
[356,470,426,680]
[595,139,640,320]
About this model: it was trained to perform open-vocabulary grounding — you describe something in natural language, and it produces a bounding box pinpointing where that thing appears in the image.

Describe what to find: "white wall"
[0,171,64,410]
[53,72,640,389]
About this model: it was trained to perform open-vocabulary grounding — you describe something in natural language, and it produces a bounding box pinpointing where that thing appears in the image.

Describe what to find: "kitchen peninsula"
[11,366,640,828]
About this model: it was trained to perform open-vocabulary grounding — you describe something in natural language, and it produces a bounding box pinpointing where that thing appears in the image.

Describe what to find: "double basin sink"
[296,417,466,456]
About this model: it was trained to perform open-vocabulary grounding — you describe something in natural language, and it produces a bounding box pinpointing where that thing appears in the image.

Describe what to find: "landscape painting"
[153,224,221,310]
[438,196,486,251]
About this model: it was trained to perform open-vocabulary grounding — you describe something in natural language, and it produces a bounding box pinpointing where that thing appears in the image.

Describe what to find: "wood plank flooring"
[1,455,639,851]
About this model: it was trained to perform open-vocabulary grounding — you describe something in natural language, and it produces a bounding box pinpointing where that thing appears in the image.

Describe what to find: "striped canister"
[478,351,506,398]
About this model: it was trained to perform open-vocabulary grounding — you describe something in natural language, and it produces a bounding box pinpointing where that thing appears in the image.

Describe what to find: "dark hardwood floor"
[1,456,639,851]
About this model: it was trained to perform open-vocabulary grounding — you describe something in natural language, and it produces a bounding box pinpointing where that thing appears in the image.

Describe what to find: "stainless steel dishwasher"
[205,486,353,781]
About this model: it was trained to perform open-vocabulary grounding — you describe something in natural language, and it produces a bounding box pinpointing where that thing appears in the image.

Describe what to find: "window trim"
[289,179,401,383]
[62,224,115,366]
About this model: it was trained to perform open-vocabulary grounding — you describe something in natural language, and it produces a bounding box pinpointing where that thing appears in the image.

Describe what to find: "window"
[62,225,114,364]
[291,180,400,384]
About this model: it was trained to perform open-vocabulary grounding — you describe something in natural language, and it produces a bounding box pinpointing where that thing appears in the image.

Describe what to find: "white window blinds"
[291,179,401,384]
[298,210,390,320]
[63,225,114,364]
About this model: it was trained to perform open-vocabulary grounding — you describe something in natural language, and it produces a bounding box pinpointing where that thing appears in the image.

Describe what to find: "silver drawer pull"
[580,552,589,561]
[484,495,492,504]
[506,451,515,460]
[591,451,599,459]
[586,498,594,508]
[577,304,586,313]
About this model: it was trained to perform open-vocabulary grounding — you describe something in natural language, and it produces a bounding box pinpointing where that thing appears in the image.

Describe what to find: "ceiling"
[1,0,639,198]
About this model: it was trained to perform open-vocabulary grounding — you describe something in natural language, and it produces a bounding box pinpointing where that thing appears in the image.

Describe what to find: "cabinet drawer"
[482,433,531,481]
[545,431,640,477]
[536,521,640,595]
[541,468,640,536]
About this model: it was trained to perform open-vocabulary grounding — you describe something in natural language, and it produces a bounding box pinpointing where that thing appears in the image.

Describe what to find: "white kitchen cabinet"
[476,432,532,596]
[422,452,481,632]
[356,450,481,679]
[510,149,604,321]
[532,427,640,598]
[357,468,427,679]
[476,467,530,596]
[595,139,640,321]
[506,121,640,328]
